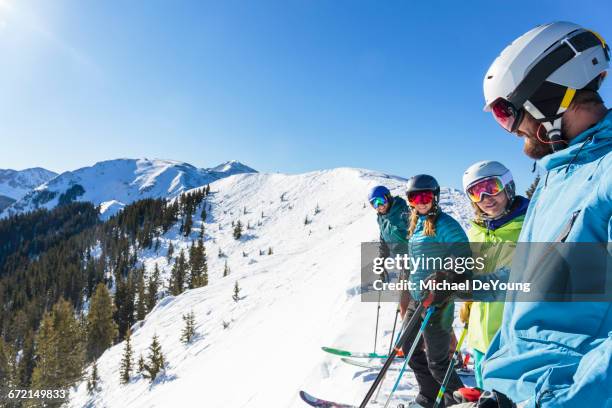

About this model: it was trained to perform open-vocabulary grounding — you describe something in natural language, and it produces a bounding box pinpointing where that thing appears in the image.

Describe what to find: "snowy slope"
[0,167,57,200]
[68,168,473,408]
[1,159,256,219]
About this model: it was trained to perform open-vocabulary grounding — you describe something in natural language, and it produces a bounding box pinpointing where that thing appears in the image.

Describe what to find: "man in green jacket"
[459,161,528,391]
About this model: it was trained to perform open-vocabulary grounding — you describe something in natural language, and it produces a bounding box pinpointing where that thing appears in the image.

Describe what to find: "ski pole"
[387,305,400,356]
[359,302,425,408]
[373,289,382,353]
[382,306,435,408]
[432,323,469,408]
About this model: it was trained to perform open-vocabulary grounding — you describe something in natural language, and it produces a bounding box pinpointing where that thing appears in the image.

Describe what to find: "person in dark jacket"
[369,185,412,321]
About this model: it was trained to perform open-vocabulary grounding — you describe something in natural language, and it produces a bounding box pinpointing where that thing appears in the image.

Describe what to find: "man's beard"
[523,135,553,159]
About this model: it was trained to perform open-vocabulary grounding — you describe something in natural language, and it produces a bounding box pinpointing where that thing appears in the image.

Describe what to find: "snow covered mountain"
[0,167,57,200]
[1,159,256,219]
[67,167,473,408]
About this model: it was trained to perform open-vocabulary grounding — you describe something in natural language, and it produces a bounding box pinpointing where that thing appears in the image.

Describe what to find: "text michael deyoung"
[372,279,532,293]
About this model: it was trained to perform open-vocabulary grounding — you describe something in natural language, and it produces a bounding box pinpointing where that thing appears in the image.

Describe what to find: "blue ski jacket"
[407,211,471,300]
[482,110,612,408]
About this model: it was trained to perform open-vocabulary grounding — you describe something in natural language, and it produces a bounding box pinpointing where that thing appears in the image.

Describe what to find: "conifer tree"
[170,249,187,295]
[31,300,85,398]
[87,359,99,394]
[120,329,133,384]
[137,353,145,375]
[16,329,35,388]
[189,238,208,288]
[167,242,174,260]
[223,261,230,277]
[143,334,165,383]
[146,264,160,312]
[136,268,147,320]
[201,207,207,222]
[87,283,118,361]
[180,311,196,344]
[233,281,241,302]
[183,212,193,237]
[268,247,273,255]
[233,220,243,240]
[526,174,541,199]
[114,273,136,340]
[31,313,60,391]
[0,337,13,396]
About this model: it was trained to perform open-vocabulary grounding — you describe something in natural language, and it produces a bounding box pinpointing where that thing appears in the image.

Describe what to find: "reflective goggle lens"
[491,99,520,132]
[407,191,434,206]
[370,197,387,209]
[467,177,505,203]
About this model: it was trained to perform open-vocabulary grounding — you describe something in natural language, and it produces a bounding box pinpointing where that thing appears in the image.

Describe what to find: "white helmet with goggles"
[483,22,610,151]
[463,160,515,204]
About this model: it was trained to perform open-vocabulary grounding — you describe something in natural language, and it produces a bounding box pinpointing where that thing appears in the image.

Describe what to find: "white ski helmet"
[483,22,609,149]
[463,160,515,202]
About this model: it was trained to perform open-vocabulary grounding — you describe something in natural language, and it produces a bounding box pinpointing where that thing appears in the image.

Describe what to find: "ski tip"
[321,346,350,356]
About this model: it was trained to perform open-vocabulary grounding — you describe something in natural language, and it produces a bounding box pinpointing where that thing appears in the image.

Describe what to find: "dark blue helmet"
[369,186,391,203]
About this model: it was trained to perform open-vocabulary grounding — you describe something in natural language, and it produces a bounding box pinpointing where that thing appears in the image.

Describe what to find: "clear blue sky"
[1,0,611,192]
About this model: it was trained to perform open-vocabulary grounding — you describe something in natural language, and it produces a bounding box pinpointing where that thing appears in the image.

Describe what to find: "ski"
[321,346,388,359]
[340,357,403,371]
[299,390,356,408]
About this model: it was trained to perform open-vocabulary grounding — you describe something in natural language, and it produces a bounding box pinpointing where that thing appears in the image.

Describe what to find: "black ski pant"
[401,299,463,408]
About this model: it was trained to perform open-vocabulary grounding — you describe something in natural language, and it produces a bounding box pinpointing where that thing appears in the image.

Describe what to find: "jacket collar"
[538,109,612,171]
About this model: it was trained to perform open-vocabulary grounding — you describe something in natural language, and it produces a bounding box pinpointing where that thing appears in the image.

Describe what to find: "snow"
[67,167,474,408]
[0,167,57,200]
[0,158,256,219]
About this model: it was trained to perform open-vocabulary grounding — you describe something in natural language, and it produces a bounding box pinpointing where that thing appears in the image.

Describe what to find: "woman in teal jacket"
[402,174,470,408]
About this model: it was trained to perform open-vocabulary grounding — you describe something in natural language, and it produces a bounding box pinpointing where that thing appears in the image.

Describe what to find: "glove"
[460,301,473,324]
[421,271,454,307]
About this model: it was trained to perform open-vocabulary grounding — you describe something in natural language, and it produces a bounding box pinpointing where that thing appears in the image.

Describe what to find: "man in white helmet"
[452,22,611,408]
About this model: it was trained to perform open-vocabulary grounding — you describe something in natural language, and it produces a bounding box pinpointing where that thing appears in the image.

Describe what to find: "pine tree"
[114,273,136,340]
[120,329,133,384]
[170,249,187,295]
[223,261,230,277]
[167,242,175,260]
[137,353,145,375]
[87,359,99,394]
[314,204,321,215]
[146,264,160,312]
[31,313,60,391]
[0,337,13,396]
[243,206,247,215]
[31,299,85,400]
[233,281,241,302]
[304,215,310,225]
[189,238,208,288]
[233,220,243,240]
[143,334,165,383]
[183,212,193,237]
[16,329,35,388]
[268,247,273,255]
[525,174,541,199]
[87,283,118,361]
[136,268,147,320]
[180,311,196,344]
[201,207,207,222]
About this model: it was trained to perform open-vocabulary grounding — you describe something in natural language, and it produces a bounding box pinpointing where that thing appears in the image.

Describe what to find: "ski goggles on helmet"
[407,190,434,206]
[370,196,388,209]
[490,98,525,133]
[466,172,512,203]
